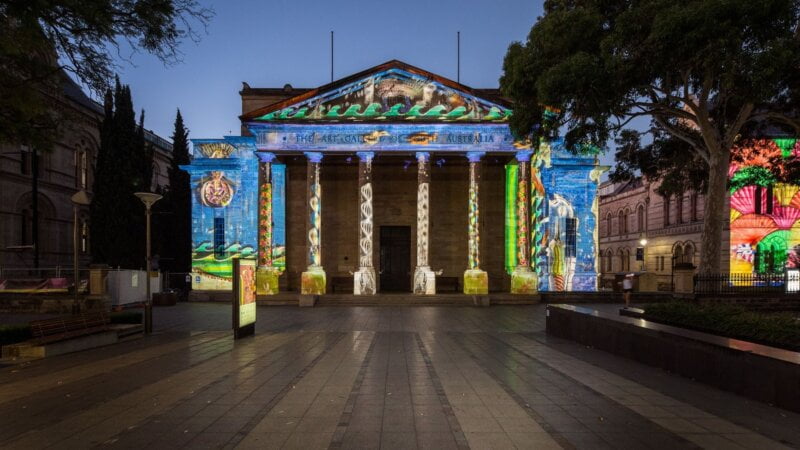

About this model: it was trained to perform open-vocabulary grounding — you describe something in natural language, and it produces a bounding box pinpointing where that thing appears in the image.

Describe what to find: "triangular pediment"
[241,60,512,123]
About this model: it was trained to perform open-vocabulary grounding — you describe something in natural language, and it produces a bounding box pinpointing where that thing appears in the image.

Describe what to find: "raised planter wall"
[546,304,800,413]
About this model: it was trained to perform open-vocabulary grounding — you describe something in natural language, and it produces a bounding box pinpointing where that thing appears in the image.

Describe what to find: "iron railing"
[694,272,797,294]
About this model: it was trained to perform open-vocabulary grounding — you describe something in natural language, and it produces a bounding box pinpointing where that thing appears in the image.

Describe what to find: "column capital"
[356,151,375,162]
[256,152,276,163]
[466,152,485,163]
[304,152,324,163]
[415,152,430,162]
[515,151,533,162]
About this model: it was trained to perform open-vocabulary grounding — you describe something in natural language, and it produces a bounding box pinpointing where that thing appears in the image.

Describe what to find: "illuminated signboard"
[233,258,256,339]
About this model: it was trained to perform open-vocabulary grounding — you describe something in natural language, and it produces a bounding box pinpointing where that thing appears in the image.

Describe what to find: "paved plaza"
[1,304,799,449]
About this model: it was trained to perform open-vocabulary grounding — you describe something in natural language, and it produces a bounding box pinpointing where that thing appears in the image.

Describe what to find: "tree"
[501,0,800,273]
[159,109,191,274]
[90,79,153,269]
[0,0,212,150]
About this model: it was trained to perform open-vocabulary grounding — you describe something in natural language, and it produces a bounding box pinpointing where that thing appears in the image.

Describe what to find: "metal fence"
[693,272,798,295]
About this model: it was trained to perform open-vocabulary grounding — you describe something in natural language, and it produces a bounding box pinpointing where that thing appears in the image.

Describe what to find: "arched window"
[637,205,645,232]
[618,210,626,235]
[690,193,699,222]
[605,249,614,273]
[663,195,671,226]
[676,194,684,224]
[606,213,613,236]
[683,242,695,265]
[620,248,630,272]
[673,244,683,267]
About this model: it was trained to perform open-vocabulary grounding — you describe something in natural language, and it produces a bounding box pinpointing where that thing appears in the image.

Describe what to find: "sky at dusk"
[102,0,614,170]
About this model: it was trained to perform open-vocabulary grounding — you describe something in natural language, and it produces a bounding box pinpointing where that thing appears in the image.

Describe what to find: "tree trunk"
[698,146,730,274]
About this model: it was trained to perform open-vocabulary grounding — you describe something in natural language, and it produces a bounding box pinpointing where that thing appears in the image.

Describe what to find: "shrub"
[644,301,800,351]
[110,310,143,324]
[0,325,32,347]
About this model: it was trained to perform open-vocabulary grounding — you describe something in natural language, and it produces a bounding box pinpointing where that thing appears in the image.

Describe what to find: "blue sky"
[107,0,615,170]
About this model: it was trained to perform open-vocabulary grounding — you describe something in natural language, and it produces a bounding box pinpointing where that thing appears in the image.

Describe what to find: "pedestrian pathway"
[0,303,797,449]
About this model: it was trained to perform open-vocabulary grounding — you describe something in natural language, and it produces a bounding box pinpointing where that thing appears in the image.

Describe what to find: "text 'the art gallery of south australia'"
[182,61,607,297]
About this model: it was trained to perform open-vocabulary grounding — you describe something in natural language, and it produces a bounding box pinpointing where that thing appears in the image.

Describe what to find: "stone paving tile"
[3,303,800,450]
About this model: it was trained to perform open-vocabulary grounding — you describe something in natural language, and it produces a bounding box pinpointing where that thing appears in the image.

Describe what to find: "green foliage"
[90,80,152,269]
[501,0,800,272]
[729,166,777,194]
[110,310,142,325]
[157,109,192,273]
[644,302,800,351]
[0,324,32,347]
[0,0,212,150]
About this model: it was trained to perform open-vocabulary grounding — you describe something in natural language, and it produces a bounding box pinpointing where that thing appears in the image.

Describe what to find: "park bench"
[437,276,460,292]
[29,312,110,345]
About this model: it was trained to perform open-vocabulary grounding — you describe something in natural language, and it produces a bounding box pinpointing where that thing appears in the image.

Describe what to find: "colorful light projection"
[464,152,488,294]
[730,138,800,275]
[504,139,601,291]
[301,152,326,295]
[183,138,285,291]
[354,152,376,295]
[413,152,436,294]
[252,68,511,123]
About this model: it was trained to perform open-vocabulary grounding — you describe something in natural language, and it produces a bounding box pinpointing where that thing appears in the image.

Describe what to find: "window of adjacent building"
[606,213,613,236]
[20,208,31,245]
[80,219,89,253]
[213,217,225,258]
[690,193,699,222]
[683,242,695,265]
[75,149,88,189]
[676,194,684,224]
[618,210,626,234]
[565,218,577,258]
[20,146,29,175]
[637,205,645,232]
[663,195,671,226]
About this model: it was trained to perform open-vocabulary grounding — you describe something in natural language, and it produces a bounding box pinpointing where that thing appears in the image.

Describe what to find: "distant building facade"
[598,178,730,290]
[0,74,173,270]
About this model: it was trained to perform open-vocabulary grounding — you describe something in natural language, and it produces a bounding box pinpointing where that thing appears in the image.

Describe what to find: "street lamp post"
[135,192,162,334]
[70,190,91,312]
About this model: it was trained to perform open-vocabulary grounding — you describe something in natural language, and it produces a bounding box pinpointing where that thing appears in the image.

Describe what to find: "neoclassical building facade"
[184,61,605,295]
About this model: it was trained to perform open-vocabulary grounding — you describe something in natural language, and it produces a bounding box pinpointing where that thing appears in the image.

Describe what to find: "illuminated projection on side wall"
[730,138,800,275]
[182,139,286,291]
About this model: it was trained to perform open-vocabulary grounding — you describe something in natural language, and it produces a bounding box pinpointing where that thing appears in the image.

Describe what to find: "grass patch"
[0,325,32,347]
[110,310,142,324]
[644,302,800,351]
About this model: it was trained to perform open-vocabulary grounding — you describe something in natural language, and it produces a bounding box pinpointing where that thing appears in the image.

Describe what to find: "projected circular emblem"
[200,171,234,207]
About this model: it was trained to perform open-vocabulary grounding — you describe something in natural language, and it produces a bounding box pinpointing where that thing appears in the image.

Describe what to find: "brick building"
[598,178,730,289]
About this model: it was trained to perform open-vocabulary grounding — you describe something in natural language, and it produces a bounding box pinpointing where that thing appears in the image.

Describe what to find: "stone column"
[413,152,435,294]
[256,152,280,295]
[511,150,538,294]
[354,152,376,295]
[464,152,488,294]
[301,152,326,295]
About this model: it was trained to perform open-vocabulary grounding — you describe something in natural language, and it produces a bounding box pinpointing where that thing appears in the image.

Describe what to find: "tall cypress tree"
[162,109,192,273]
[90,79,152,269]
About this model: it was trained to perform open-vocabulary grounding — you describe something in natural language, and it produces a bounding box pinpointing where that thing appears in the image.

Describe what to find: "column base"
[511,267,538,294]
[413,266,436,295]
[354,267,376,295]
[256,266,281,295]
[463,269,488,295]
[301,266,326,295]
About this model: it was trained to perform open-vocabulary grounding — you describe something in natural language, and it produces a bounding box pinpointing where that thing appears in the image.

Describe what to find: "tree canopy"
[501,0,800,273]
[0,0,212,150]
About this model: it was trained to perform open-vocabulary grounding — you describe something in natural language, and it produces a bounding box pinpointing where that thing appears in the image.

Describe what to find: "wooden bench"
[437,276,460,292]
[29,312,110,345]
[331,276,353,293]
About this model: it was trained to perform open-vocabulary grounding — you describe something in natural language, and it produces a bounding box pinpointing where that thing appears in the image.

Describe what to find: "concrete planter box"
[546,304,800,413]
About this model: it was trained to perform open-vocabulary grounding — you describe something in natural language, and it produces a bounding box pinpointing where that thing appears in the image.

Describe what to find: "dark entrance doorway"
[379,226,411,292]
